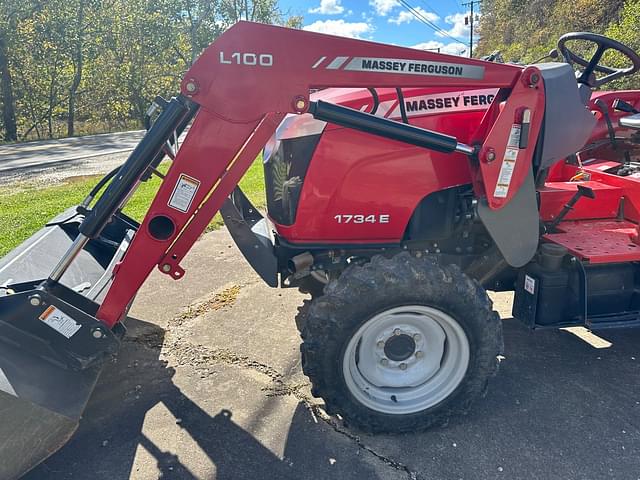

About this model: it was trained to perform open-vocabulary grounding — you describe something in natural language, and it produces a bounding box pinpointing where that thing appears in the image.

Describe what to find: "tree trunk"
[67,0,85,137]
[0,35,17,141]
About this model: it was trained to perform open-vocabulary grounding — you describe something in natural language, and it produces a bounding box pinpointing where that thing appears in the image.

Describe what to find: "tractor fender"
[477,166,538,268]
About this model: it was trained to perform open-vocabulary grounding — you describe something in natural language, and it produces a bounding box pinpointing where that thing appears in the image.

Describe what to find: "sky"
[279,0,476,56]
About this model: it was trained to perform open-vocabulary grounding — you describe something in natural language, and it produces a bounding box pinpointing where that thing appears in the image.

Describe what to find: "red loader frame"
[95,21,545,328]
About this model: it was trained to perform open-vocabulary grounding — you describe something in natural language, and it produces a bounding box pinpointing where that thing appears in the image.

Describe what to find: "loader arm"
[93,21,545,327]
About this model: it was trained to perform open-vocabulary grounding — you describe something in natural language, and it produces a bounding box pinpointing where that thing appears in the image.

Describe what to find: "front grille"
[264,134,321,225]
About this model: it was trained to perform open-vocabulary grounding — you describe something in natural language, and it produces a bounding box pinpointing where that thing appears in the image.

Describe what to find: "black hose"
[89,165,120,198]
[396,87,409,124]
[368,88,379,115]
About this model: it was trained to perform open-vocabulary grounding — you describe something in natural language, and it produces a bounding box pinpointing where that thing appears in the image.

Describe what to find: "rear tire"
[300,252,503,434]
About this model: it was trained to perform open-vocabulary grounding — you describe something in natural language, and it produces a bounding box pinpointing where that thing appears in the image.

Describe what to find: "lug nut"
[393,328,401,336]
[399,363,407,370]
[380,358,389,366]
[29,295,42,306]
[413,334,421,341]
[377,341,385,348]
[415,351,424,359]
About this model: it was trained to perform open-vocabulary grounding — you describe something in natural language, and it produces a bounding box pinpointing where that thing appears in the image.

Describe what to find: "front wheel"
[300,253,503,433]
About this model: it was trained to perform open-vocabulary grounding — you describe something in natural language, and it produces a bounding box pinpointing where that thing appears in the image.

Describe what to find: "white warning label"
[39,305,82,338]
[524,275,536,295]
[168,174,200,213]
[494,148,520,198]
[507,124,522,148]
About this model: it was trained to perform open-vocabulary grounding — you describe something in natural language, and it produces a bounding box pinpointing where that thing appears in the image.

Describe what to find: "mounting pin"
[29,295,42,306]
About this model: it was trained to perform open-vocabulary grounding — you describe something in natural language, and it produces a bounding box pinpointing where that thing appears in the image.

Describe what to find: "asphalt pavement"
[22,228,640,480]
[0,131,144,173]
[0,129,188,186]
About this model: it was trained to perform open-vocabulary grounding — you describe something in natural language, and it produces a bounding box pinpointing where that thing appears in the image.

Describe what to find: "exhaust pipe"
[289,252,314,272]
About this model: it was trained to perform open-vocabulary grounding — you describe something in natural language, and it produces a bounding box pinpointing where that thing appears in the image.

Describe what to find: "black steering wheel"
[557,32,640,88]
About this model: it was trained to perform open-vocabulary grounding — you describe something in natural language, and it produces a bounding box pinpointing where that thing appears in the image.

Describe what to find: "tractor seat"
[532,63,597,171]
[620,113,640,130]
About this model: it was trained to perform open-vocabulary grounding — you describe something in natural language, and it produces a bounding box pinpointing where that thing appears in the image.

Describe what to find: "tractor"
[2,22,640,478]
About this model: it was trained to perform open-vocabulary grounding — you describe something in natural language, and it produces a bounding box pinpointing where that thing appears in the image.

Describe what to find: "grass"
[0,159,266,257]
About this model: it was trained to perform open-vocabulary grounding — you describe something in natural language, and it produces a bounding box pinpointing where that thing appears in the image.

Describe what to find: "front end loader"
[2,22,640,477]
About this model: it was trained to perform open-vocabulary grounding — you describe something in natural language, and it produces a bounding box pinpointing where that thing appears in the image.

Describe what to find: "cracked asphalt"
[24,229,640,480]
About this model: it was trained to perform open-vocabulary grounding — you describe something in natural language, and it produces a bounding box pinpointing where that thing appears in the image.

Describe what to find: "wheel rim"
[342,305,470,415]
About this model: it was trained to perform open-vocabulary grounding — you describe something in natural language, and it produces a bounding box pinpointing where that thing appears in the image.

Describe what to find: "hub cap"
[342,305,470,415]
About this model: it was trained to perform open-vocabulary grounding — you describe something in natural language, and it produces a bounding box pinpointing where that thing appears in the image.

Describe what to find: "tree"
[0,0,301,142]
[0,1,41,141]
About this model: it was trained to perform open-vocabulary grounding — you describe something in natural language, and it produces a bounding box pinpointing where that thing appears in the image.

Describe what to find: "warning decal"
[168,174,200,213]
[524,275,536,295]
[39,305,82,338]
[493,123,522,199]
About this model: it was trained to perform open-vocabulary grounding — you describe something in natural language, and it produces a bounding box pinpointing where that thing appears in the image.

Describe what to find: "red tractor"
[2,22,640,478]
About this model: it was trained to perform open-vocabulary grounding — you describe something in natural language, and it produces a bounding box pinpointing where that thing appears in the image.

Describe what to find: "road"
[0,130,145,172]
[0,129,187,186]
[23,228,640,480]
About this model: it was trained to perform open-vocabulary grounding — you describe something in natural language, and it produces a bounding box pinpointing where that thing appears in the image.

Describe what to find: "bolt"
[29,295,42,306]
[381,358,389,366]
[161,264,171,273]
[393,328,401,336]
[413,333,421,341]
[92,328,104,339]
[529,73,540,86]
[377,341,385,348]
[486,150,496,162]
[415,251,423,258]
[296,99,306,110]
[399,363,407,370]
[185,81,197,93]
[415,351,424,359]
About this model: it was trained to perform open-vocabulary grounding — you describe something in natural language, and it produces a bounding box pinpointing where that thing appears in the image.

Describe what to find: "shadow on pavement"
[25,316,640,480]
[24,317,378,480]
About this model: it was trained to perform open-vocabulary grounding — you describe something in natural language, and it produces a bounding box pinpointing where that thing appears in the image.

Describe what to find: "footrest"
[544,219,640,263]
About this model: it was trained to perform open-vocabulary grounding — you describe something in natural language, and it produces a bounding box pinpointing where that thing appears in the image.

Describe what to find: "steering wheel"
[557,32,640,88]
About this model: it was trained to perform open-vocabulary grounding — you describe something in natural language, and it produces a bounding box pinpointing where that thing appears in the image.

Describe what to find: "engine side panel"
[273,93,486,243]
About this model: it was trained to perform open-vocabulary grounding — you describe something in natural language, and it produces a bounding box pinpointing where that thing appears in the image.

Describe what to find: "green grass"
[0,159,266,257]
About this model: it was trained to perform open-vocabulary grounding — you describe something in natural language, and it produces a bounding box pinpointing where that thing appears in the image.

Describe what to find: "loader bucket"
[0,206,134,478]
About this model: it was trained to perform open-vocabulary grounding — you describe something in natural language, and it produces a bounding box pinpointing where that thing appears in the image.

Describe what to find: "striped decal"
[326,56,349,70]
[312,56,326,69]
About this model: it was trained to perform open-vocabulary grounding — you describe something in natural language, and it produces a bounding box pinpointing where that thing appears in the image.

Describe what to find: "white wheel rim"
[342,305,470,415]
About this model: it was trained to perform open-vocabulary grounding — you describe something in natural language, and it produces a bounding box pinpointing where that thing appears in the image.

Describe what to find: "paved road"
[0,130,145,174]
[23,228,640,480]
[0,129,187,186]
